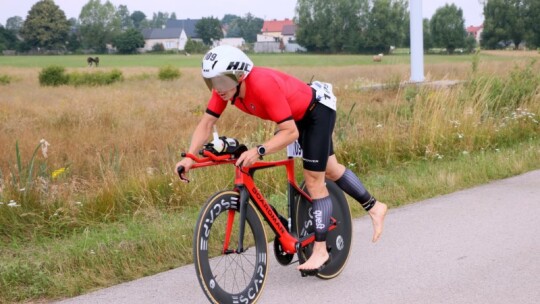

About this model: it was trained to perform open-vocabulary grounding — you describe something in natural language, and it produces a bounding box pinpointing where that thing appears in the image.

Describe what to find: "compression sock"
[312,196,333,242]
[335,169,376,211]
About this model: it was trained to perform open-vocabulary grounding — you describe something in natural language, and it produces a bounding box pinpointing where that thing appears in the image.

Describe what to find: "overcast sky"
[0,0,485,28]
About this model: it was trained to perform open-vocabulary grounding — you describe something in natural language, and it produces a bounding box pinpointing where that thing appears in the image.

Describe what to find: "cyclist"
[175,45,387,273]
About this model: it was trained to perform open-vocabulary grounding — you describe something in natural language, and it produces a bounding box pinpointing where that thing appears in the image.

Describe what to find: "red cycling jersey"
[205,67,312,124]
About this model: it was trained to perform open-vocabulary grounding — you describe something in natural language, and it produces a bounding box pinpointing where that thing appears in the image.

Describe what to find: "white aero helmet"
[201,45,253,91]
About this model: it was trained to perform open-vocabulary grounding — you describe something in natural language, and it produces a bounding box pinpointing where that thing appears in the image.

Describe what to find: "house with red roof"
[467,24,483,44]
[260,18,295,39]
[255,18,305,52]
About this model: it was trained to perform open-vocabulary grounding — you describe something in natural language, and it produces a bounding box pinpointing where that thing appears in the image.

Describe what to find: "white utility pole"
[410,0,424,83]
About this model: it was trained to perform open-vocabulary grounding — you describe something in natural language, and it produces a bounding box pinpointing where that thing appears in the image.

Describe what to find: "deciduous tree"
[525,0,540,48]
[117,5,133,30]
[0,25,18,51]
[195,17,223,45]
[19,0,70,50]
[79,0,121,52]
[430,4,466,54]
[481,0,531,49]
[234,13,263,43]
[6,16,24,33]
[113,28,144,53]
[295,0,407,53]
[149,12,169,29]
[130,11,147,30]
[365,0,408,53]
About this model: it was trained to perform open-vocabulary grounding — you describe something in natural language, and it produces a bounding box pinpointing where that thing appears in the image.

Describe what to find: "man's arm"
[235,119,298,167]
[175,113,219,180]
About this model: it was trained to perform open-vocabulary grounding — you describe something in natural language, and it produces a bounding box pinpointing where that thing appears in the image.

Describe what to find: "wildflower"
[348,162,357,168]
[146,167,157,175]
[376,124,383,128]
[8,200,20,207]
[52,167,67,179]
[457,133,464,139]
[450,120,461,127]
[90,250,96,255]
[40,139,50,158]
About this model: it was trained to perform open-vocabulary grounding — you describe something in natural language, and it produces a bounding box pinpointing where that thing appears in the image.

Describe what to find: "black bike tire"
[193,191,268,304]
[295,180,353,279]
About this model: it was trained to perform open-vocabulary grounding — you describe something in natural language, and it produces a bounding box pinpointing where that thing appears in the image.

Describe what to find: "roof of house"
[142,28,184,39]
[166,19,200,38]
[282,24,297,36]
[466,25,483,33]
[261,19,294,33]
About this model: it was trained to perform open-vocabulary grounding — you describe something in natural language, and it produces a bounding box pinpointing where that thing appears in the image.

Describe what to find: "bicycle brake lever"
[177,166,190,183]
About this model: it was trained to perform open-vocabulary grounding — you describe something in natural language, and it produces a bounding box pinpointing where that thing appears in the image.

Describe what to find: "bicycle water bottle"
[211,126,239,154]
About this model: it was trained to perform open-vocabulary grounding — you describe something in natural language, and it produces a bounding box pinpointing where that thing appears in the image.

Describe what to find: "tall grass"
[1,60,539,239]
[0,56,539,302]
[334,61,540,171]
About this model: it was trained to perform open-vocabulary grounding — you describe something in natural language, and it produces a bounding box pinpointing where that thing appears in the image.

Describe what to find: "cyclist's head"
[201,45,253,92]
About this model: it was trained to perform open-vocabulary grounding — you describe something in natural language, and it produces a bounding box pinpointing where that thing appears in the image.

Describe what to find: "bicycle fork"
[236,186,249,254]
[220,186,249,254]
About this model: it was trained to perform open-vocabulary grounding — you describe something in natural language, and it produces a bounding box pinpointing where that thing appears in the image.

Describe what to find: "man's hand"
[235,147,260,168]
[175,158,194,182]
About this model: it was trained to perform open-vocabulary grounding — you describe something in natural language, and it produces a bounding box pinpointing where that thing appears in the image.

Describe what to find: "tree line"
[0,0,264,54]
[1,0,539,55]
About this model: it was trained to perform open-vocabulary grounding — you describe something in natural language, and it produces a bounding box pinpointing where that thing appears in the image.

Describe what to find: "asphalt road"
[55,170,540,304]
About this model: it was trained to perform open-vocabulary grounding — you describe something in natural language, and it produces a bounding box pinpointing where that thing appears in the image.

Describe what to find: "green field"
[0,52,509,68]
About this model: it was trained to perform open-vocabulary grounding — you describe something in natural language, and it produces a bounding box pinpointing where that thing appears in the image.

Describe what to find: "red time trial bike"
[177,135,353,304]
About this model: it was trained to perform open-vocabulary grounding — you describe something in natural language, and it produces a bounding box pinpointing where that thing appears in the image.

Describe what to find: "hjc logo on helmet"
[226,61,251,72]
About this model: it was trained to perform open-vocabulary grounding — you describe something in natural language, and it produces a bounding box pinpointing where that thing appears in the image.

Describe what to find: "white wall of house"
[257,34,277,42]
[178,31,188,50]
[476,28,483,44]
[141,30,189,52]
[261,31,282,38]
[282,35,296,44]
[143,38,179,51]
[213,38,245,48]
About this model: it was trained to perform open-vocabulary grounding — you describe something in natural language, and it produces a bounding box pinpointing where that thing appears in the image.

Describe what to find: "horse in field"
[87,57,100,67]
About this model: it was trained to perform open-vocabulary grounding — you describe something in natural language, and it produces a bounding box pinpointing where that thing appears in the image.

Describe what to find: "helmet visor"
[204,75,238,92]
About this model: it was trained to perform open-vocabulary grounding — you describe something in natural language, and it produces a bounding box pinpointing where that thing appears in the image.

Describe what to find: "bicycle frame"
[184,150,337,255]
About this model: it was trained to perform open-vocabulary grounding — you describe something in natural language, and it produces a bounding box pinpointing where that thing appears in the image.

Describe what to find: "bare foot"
[369,201,388,242]
[297,241,329,271]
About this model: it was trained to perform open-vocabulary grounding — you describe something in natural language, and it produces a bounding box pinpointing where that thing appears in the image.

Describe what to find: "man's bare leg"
[299,170,331,271]
[369,201,388,242]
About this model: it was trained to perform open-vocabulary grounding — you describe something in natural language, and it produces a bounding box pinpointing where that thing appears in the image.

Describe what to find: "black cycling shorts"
[295,90,336,172]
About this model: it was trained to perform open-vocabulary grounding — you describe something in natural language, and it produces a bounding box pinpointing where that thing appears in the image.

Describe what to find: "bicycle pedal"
[299,269,319,277]
[298,255,331,277]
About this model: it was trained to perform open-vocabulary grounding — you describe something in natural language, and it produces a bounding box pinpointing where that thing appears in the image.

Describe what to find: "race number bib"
[310,81,337,111]
[287,140,303,158]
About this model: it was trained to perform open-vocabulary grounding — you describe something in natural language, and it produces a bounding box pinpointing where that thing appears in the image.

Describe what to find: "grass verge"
[1,139,539,303]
